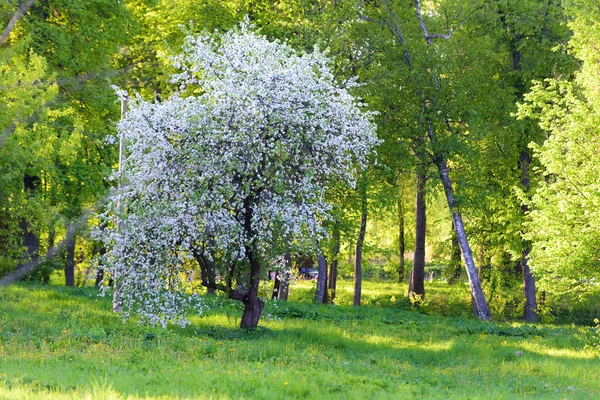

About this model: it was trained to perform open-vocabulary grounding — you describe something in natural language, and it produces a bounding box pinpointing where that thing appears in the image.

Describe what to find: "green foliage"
[517,0,600,301]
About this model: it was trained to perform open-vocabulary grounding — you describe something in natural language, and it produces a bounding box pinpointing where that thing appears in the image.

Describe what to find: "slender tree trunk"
[45,226,55,284]
[278,253,291,301]
[429,125,492,321]
[447,220,462,284]
[64,223,75,287]
[354,182,367,307]
[409,169,426,301]
[19,174,39,276]
[520,150,538,321]
[315,250,328,303]
[397,180,406,282]
[272,273,281,300]
[240,196,264,329]
[327,224,340,304]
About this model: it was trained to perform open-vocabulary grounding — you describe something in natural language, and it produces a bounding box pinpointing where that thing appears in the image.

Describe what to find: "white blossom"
[95,22,379,327]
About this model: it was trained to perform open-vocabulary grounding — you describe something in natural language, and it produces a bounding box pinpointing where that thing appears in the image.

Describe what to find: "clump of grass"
[0,282,598,399]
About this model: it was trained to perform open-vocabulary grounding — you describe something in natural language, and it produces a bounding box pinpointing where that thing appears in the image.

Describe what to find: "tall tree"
[518,0,600,303]
[97,26,378,328]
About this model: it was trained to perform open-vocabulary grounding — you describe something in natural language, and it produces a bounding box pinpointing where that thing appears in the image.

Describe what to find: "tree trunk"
[64,224,75,287]
[315,250,328,303]
[271,273,281,300]
[397,180,406,282]
[278,253,291,301]
[44,226,55,284]
[429,125,491,321]
[19,174,40,270]
[240,249,264,329]
[409,169,426,301]
[520,150,538,321]
[447,220,462,284]
[327,224,340,304]
[354,183,367,307]
[240,196,264,329]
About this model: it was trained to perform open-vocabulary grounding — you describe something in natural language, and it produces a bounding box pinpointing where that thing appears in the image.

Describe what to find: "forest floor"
[0,281,599,399]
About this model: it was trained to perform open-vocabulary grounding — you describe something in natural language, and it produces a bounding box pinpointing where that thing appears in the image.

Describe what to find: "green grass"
[0,283,599,399]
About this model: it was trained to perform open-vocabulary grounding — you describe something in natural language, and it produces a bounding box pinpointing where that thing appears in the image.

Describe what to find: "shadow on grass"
[1,283,598,399]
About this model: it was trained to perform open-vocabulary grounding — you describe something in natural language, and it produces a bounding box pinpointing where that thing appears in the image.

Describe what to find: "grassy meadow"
[0,280,599,399]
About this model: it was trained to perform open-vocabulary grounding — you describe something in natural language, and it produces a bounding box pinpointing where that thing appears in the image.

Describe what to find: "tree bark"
[520,150,538,321]
[278,253,291,301]
[315,249,328,303]
[64,223,75,287]
[240,196,264,329]
[354,183,368,307]
[271,273,281,300]
[397,179,406,282]
[409,169,426,301]
[429,126,491,321]
[327,224,340,303]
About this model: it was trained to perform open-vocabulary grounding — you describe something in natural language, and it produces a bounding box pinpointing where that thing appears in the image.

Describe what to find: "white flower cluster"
[96,22,379,327]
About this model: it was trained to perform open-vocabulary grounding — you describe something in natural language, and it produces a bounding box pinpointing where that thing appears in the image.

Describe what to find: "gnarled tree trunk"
[240,196,264,329]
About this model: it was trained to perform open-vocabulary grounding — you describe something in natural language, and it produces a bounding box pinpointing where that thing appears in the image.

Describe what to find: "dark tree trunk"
[240,196,264,329]
[447,220,462,284]
[315,250,328,303]
[64,224,76,287]
[354,183,367,307]
[409,169,426,301]
[327,224,340,304]
[271,273,281,300]
[239,248,264,329]
[194,250,217,295]
[428,125,491,321]
[520,150,538,321]
[44,227,56,284]
[397,183,406,282]
[19,175,40,269]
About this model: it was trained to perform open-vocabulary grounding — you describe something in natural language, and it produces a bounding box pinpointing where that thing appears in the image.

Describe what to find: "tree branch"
[415,0,452,44]
[0,0,36,46]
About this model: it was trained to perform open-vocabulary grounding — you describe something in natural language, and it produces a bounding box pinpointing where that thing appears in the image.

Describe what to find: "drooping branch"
[0,0,36,46]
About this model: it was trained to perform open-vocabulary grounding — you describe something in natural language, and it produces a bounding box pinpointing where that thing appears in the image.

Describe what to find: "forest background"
[1,0,600,326]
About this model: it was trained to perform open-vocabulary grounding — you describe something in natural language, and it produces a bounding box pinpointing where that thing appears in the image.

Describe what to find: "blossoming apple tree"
[97,23,379,329]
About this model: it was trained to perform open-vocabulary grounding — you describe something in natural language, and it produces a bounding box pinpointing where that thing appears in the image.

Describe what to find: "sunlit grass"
[0,282,598,399]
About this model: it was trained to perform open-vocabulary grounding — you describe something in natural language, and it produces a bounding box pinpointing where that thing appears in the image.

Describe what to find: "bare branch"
[0,0,36,46]
[415,0,452,44]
